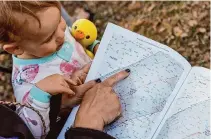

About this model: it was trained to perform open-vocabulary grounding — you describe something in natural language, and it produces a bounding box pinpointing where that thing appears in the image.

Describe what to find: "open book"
[58,23,210,139]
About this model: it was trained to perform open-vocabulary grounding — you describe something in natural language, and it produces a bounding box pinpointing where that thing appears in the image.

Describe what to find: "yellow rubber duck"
[71,19,97,59]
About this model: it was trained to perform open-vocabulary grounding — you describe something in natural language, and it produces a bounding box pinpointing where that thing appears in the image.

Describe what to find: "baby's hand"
[70,63,91,85]
[61,63,95,108]
[61,80,97,108]
[36,74,77,96]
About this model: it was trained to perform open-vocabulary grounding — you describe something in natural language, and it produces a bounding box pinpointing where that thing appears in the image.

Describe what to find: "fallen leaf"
[198,28,206,33]
[173,27,183,37]
[162,21,172,34]
[188,20,197,27]
[188,41,199,47]
[181,33,188,38]
[148,4,155,12]
[0,86,4,92]
[158,27,166,33]
[204,52,210,61]
[198,11,208,20]
[0,55,5,61]
[128,2,141,11]
[192,11,198,18]
[178,47,186,52]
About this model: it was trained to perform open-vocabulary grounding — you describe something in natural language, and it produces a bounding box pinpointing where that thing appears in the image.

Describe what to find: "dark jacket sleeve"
[46,94,63,139]
[65,127,115,139]
[0,104,35,139]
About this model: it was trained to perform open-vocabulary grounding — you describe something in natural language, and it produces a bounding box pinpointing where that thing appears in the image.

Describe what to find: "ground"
[0,1,210,101]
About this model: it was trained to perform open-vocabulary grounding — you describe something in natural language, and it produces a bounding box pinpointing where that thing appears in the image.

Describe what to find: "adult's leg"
[61,6,72,27]
[61,5,94,27]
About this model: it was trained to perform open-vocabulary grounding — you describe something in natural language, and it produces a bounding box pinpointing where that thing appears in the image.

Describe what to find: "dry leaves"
[188,20,197,27]
[0,1,210,101]
[61,1,209,69]
[173,27,183,37]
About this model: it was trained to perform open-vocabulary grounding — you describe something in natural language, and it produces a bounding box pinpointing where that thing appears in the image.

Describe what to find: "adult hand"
[74,69,130,131]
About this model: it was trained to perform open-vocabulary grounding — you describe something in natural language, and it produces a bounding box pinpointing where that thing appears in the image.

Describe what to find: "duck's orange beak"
[74,30,85,40]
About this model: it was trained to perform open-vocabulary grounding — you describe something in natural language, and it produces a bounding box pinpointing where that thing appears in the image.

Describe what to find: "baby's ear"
[2,43,24,55]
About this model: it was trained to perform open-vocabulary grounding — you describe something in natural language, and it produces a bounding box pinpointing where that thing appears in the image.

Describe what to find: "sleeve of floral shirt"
[16,94,50,139]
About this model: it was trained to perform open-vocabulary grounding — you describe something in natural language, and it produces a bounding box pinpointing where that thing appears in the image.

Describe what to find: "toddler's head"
[0,1,66,59]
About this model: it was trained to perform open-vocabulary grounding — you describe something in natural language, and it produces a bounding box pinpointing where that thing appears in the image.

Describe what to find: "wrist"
[35,82,47,92]
[35,81,52,95]
[30,86,51,103]
[74,112,104,131]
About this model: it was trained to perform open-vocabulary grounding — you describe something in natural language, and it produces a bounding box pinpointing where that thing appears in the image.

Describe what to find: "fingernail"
[95,78,101,83]
[125,69,130,73]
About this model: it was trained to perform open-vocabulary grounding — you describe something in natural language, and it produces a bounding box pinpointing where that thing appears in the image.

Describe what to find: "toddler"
[0,1,99,138]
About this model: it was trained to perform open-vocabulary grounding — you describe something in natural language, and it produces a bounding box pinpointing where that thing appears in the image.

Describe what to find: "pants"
[61,6,72,27]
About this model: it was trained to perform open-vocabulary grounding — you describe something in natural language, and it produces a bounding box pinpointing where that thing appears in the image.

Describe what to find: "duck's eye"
[86,35,90,39]
[74,26,77,30]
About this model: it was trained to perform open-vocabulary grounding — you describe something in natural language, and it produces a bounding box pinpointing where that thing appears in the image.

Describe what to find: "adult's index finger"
[102,69,130,87]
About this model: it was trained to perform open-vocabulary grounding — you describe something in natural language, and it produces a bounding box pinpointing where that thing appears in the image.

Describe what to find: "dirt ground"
[0,1,210,101]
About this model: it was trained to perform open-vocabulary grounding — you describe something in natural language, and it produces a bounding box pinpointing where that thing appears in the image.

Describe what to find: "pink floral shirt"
[11,27,92,138]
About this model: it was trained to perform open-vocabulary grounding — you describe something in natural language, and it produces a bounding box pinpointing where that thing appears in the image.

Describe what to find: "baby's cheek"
[48,43,58,53]
[61,17,67,31]
[39,44,57,57]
